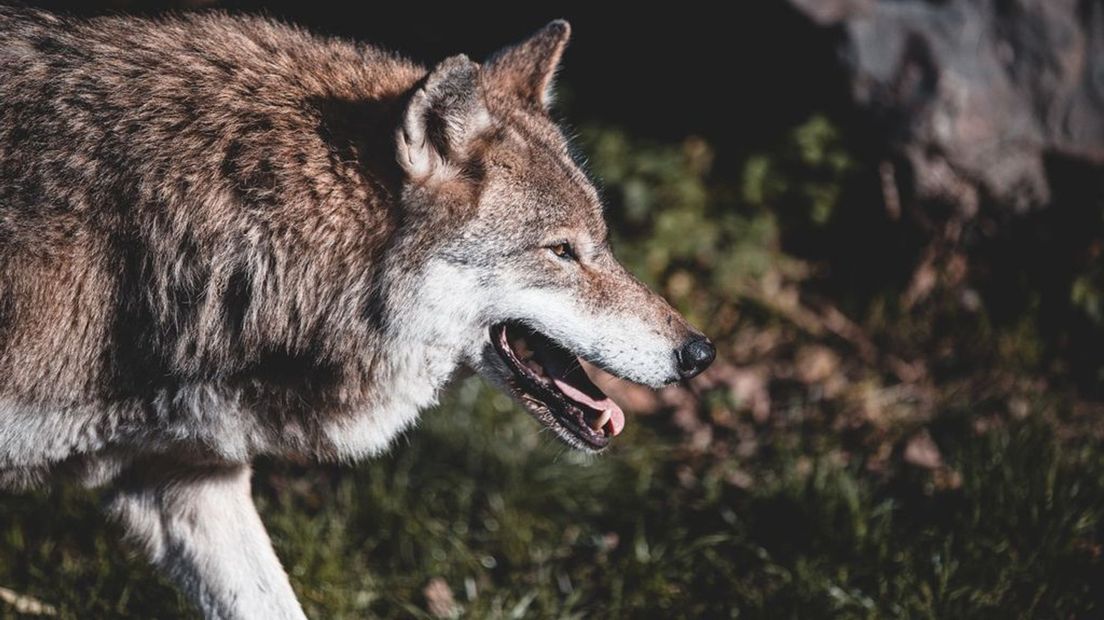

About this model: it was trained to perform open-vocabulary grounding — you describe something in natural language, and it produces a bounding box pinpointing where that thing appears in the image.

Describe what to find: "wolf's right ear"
[398,54,491,181]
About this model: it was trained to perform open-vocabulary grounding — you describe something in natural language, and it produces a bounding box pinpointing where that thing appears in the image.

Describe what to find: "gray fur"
[0,8,706,617]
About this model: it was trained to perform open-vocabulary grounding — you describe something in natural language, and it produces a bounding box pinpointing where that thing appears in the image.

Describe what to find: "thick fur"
[0,7,704,618]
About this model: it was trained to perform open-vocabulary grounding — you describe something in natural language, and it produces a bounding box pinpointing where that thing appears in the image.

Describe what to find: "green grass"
[2,376,1102,619]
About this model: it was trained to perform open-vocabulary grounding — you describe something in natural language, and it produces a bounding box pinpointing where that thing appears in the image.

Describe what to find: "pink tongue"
[552,377,626,436]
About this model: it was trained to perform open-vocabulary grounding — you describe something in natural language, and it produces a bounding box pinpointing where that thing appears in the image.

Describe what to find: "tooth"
[593,409,612,431]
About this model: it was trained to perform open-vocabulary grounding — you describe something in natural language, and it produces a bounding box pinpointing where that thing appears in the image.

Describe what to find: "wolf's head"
[391,21,714,452]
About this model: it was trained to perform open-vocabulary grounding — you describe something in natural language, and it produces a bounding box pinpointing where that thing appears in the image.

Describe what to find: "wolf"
[0,6,715,618]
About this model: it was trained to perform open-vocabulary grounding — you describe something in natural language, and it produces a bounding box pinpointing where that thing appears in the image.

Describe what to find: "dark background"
[2,2,1104,618]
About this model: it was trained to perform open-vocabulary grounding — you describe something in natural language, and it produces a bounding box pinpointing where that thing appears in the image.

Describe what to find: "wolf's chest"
[318,341,461,460]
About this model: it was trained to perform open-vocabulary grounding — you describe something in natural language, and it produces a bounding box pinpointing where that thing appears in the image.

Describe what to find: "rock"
[789,0,1104,212]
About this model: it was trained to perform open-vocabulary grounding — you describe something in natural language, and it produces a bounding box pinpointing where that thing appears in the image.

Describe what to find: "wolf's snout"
[676,336,716,379]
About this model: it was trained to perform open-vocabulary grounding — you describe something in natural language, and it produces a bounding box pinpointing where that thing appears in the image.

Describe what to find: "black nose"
[676,336,716,379]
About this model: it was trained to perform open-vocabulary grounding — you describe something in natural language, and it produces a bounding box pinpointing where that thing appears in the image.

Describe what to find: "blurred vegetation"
[4,108,1104,618]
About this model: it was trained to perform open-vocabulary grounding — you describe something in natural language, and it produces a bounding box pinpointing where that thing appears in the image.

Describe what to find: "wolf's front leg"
[106,460,307,620]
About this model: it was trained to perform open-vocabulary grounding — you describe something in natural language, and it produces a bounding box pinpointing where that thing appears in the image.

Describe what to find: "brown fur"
[1,6,413,412]
[0,7,699,481]
[0,8,712,615]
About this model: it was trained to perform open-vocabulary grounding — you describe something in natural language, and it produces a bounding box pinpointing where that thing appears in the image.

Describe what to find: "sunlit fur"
[0,8,705,617]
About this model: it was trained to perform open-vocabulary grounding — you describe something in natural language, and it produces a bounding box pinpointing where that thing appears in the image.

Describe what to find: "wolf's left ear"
[485,20,571,111]
[398,54,491,180]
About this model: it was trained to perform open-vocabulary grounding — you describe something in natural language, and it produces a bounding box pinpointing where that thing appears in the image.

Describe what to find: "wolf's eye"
[548,242,577,261]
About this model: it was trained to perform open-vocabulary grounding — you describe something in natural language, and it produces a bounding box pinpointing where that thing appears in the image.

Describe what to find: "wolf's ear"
[485,20,571,111]
[398,54,491,180]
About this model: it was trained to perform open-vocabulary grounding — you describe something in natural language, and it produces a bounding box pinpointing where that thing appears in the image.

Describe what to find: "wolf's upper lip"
[490,321,625,448]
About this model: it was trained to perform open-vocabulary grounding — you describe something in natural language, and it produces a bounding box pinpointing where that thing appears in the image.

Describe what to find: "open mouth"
[491,321,625,450]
